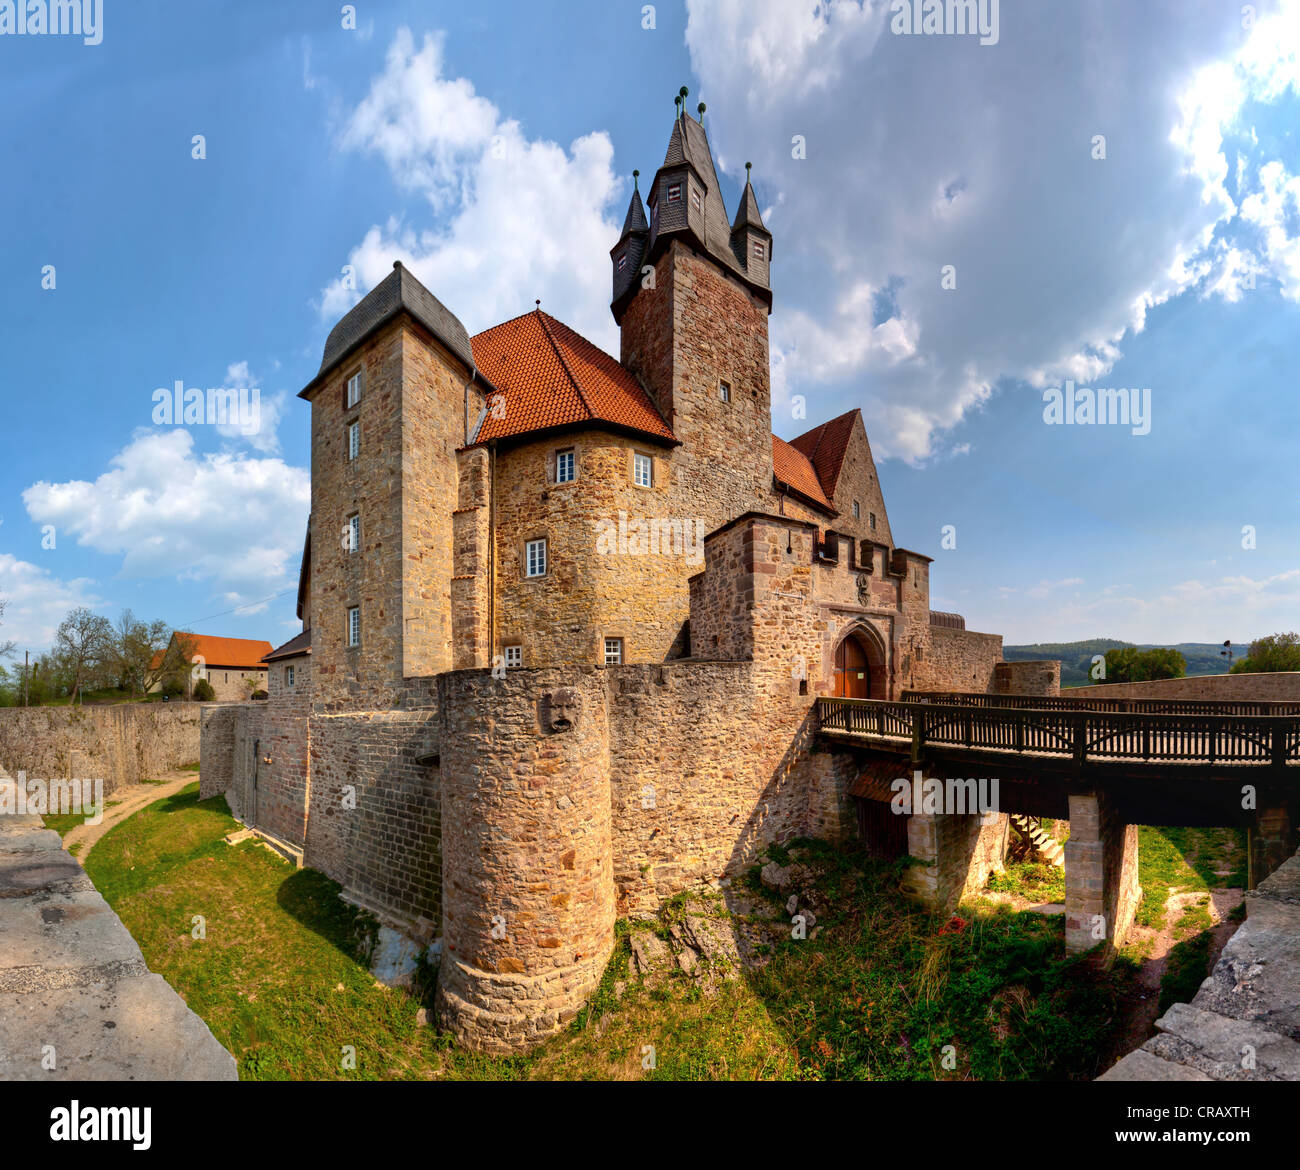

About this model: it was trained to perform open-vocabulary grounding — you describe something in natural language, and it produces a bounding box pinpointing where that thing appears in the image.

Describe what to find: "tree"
[52,607,114,705]
[1100,646,1186,684]
[1230,632,1300,674]
[0,598,15,661]
[110,611,174,696]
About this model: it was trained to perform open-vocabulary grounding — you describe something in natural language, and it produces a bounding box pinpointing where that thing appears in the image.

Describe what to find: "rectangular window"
[348,513,360,553]
[525,538,547,578]
[719,381,731,403]
[666,183,682,203]
[870,512,877,531]
[752,240,765,260]
[504,645,522,669]
[345,369,363,409]
[633,452,653,487]
[347,421,360,461]
[852,501,860,519]
[346,606,361,647]
[650,200,659,233]
[604,638,623,666]
[616,253,628,272]
[285,664,295,688]
[556,449,575,483]
[690,187,701,211]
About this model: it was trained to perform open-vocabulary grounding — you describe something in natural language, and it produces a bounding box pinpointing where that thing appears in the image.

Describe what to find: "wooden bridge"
[818,693,1300,773]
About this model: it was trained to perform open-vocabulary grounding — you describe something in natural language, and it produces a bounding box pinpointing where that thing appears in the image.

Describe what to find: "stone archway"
[831,623,889,699]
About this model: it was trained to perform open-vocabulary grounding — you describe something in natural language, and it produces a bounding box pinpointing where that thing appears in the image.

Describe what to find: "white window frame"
[348,513,360,554]
[346,369,363,409]
[504,645,522,669]
[719,380,731,404]
[604,637,623,666]
[666,183,682,204]
[555,449,575,484]
[852,501,860,519]
[752,240,765,260]
[347,421,360,461]
[285,664,295,688]
[633,452,653,488]
[525,538,547,578]
[346,606,361,647]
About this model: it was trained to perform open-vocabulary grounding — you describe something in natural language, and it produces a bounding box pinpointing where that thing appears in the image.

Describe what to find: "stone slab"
[1154,1002,1300,1080]
[0,887,145,974]
[1098,1049,1214,1082]
[0,972,237,1080]
[0,847,92,894]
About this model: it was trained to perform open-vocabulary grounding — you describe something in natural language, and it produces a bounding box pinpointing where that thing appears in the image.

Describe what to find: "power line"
[176,588,298,630]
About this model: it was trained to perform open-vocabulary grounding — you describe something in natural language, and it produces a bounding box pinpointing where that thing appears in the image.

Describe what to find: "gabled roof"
[263,629,312,663]
[469,309,675,446]
[772,435,834,512]
[789,408,860,500]
[303,261,477,396]
[160,633,273,671]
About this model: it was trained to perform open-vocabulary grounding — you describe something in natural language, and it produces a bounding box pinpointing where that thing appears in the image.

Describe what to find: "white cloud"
[321,28,624,351]
[0,555,101,651]
[21,430,310,608]
[685,0,1300,461]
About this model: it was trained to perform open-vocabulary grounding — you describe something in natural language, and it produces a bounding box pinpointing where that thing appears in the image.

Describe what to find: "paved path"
[64,768,198,860]
[0,766,237,1080]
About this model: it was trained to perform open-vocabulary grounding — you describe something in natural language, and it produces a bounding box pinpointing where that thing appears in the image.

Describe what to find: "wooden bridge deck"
[818,697,1300,771]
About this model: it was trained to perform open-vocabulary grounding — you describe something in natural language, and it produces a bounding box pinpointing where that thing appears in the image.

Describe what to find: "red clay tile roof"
[789,408,860,500]
[470,310,675,445]
[772,435,834,511]
[164,633,273,670]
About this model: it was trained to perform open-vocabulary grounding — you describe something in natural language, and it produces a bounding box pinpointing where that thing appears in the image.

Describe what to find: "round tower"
[436,665,615,1053]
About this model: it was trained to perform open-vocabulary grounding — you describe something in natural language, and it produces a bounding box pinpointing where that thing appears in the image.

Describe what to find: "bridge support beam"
[1064,791,1139,954]
[1248,802,1294,890]
[900,807,1009,914]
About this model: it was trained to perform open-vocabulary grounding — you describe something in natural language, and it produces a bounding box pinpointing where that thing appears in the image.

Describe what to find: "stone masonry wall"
[909,625,1004,695]
[198,703,266,822]
[260,656,312,846]
[0,703,201,799]
[1074,672,1300,703]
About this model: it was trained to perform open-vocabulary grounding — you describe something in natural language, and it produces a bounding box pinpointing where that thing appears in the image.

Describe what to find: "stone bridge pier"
[1063,791,1140,955]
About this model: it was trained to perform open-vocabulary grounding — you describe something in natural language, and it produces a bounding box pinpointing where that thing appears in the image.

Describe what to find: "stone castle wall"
[909,624,1004,695]
[1073,672,1300,703]
[0,702,201,798]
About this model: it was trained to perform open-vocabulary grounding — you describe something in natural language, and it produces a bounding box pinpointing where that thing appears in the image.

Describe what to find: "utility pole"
[23,650,28,707]
[1221,640,1234,671]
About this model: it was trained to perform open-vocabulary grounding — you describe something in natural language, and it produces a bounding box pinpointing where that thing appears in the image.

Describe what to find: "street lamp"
[1221,640,1233,671]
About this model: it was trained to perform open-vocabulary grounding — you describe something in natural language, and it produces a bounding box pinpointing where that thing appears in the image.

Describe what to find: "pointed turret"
[610,171,649,304]
[730,163,772,288]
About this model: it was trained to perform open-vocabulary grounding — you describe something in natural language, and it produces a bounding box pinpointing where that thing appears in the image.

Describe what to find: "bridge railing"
[900,690,1300,717]
[818,697,1300,766]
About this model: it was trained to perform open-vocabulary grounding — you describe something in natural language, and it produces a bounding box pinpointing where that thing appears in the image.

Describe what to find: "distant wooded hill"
[1002,640,1250,687]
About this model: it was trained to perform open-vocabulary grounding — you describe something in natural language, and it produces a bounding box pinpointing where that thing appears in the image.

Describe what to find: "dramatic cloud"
[321,28,624,351]
[0,554,100,652]
[22,430,310,608]
[685,0,1300,460]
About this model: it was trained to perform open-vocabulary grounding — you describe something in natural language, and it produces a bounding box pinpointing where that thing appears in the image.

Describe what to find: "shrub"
[251,689,268,701]
[193,679,216,702]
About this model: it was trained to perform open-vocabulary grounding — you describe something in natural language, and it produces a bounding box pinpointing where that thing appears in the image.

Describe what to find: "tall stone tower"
[612,94,776,526]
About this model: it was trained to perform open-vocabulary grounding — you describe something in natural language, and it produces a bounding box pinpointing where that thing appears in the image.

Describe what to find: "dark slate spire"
[732,162,767,233]
[619,170,648,238]
[730,161,772,288]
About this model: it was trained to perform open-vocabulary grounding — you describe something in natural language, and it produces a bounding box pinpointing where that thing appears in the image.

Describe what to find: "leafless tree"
[52,607,114,705]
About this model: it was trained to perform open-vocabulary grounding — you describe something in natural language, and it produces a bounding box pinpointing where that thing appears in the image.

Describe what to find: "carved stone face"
[856,574,871,604]
[544,688,580,733]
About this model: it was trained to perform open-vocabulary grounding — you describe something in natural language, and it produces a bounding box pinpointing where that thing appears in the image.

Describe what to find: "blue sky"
[2,0,1299,654]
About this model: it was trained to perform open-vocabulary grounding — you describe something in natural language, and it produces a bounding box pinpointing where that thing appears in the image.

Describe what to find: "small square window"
[604,638,623,666]
[633,452,653,488]
[504,645,522,669]
[666,183,682,203]
[870,512,877,531]
[346,370,363,409]
[285,664,295,688]
[347,513,360,553]
[752,240,765,260]
[347,422,360,461]
[719,381,731,404]
[346,607,361,648]
[556,449,575,483]
[852,501,860,519]
[525,538,547,578]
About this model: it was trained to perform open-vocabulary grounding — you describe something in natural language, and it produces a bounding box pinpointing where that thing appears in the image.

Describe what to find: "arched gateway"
[831,625,888,700]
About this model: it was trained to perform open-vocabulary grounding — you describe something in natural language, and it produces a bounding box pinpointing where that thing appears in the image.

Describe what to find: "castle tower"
[613,93,776,527]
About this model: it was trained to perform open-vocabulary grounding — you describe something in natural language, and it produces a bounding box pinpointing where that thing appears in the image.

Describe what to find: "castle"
[200,100,1049,1052]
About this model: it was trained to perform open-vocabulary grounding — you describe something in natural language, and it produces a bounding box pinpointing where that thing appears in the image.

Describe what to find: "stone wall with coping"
[0,702,201,799]
[1072,672,1300,702]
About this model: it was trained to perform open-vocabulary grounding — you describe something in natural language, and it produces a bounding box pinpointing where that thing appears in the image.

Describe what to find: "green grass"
[1159,932,1214,1014]
[987,861,1065,903]
[87,790,1140,1081]
[1135,826,1247,930]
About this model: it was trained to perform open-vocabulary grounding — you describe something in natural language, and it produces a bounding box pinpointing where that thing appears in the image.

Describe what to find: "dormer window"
[690,187,701,211]
[752,241,766,260]
[666,183,682,204]
[616,253,628,272]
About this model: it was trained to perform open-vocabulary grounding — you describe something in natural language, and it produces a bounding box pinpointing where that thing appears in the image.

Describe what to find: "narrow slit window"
[347,421,360,461]
[346,606,361,647]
